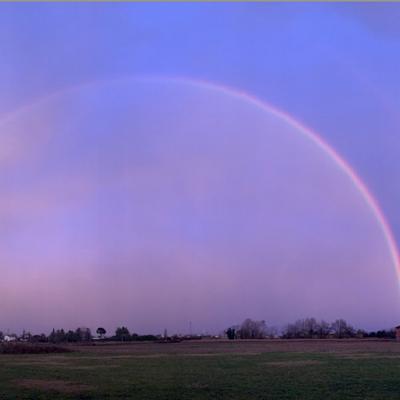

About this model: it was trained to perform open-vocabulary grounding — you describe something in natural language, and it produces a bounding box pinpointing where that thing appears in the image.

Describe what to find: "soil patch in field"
[0,343,71,354]
[73,339,400,357]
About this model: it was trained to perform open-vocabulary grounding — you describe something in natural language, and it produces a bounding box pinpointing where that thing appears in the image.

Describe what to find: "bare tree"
[238,318,267,339]
[331,319,354,338]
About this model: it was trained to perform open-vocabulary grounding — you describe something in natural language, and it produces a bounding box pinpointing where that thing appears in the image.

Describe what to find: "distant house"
[395,326,400,341]
[3,335,17,342]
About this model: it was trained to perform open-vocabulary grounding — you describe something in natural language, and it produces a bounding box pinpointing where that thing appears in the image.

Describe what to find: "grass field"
[1,339,400,399]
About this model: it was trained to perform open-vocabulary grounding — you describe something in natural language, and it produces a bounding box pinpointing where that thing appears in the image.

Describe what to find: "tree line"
[226,318,396,340]
[0,326,159,343]
[1,318,396,343]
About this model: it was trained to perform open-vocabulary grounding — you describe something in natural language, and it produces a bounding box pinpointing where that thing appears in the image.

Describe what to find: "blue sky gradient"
[1,3,399,243]
[0,3,399,333]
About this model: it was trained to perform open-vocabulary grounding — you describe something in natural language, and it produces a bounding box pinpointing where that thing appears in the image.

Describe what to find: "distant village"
[1,318,398,345]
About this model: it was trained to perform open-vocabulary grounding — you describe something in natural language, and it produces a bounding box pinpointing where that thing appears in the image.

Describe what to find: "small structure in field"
[395,326,400,341]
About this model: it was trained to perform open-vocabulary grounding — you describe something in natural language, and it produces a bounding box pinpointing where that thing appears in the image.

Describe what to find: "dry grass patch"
[264,360,322,367]
[17,379,92,394]
[131,354,168,359]
[9,361,70,367]
[183,352,261,357]
[337,353,400,360]
[65,364,121,370]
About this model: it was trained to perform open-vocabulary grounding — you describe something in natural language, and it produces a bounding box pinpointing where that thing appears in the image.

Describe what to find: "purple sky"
[0,4,400,334]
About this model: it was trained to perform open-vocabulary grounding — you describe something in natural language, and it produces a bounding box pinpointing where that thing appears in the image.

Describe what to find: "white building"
[3,335,17,342]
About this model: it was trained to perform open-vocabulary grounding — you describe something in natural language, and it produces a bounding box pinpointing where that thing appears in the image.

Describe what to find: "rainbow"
[1,75,399,278]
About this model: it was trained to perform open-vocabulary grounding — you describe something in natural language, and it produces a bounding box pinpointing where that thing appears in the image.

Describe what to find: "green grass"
[1,341,400,399]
